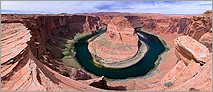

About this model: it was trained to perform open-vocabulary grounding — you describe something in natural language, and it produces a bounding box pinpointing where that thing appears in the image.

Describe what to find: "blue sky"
[1,1,212,14]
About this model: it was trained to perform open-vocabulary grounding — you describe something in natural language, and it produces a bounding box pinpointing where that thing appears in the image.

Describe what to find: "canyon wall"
[94,11,212,42]
[125,10,212,41]
[1,14,104,91]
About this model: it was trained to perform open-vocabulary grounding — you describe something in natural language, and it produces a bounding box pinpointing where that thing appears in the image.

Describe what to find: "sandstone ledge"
[91,40,148,69]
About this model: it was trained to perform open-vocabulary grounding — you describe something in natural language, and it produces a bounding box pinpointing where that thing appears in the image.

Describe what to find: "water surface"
[75,29,166,79]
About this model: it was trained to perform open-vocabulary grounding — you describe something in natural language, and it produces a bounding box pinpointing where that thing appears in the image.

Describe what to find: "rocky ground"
[1,10,212,91]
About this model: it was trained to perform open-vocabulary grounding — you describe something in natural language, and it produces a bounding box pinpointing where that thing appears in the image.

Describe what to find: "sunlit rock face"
[174,36,209,65]
[88,16,139,62]
[158,36,212,91]
[1,15,103,91]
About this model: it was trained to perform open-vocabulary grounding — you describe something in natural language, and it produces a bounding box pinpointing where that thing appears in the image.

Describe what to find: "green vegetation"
[163,82,173,87]
[74,32,92,41]
[45,31,94,68]
[61,31,93,67]
[62,31,92,57]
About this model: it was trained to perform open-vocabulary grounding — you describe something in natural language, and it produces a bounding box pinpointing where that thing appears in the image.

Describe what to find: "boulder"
[79,76,108,89]
[68,67,91,80]
[174,36,209,65]
[160,35,212,91]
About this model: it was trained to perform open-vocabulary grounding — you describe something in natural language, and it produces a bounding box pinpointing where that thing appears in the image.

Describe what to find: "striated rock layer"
[175,36,209,65]
[160,36,212,91]
[94,11,211,41]
[88,16,138,62]
[1,15,104,91]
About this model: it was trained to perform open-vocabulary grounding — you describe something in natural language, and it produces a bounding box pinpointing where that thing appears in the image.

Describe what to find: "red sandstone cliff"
[94,11,211,41]
[1,14,104,91]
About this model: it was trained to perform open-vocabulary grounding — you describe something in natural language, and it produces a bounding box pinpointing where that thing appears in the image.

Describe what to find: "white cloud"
[1,1,212,14]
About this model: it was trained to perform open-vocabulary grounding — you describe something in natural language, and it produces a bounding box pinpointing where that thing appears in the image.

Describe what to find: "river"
[75,28,166,79]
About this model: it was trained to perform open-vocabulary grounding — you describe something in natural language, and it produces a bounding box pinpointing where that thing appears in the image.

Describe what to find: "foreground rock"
[141,35,212,91]
[160,36,212,91]
[1,16,103,91]
[79,76,108,89]
[174,36,209,65]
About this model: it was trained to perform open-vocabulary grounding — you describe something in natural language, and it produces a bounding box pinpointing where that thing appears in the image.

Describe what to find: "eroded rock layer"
[1,15,104,91]
[88,16,138,62]
[161,36,212,91]
[175,36,209,65]
[94,11,211,41]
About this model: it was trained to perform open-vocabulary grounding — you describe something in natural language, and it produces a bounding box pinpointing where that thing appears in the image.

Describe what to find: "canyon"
[88,16,148,68]
[1,10,212,91]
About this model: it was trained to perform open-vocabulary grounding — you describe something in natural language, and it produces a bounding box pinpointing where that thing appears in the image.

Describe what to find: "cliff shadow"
[108,86,127,91]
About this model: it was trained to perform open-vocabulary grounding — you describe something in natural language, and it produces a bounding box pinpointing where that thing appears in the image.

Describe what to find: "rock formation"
[174,36,209,65]
[160,36,212,91]
[137,35,212,91]
[92,11,212,91]
[1,14,103,91]
[79,76,108,89]
[67,67,91,80]
[199,28,212,52]
[88,16,138,62]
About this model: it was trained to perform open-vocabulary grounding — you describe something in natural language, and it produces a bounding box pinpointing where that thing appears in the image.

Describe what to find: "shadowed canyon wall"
[1,14,104,91]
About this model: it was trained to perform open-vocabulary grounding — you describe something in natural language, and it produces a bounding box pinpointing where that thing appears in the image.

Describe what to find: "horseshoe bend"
[88,16,148,68]
[1,2,212,91]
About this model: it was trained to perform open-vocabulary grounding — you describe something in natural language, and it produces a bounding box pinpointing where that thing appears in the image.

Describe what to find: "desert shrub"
[61,31,93,67]
[74,32,92,41]
[163,82,173,87]
[62,50,71,56]
[62,32,91,56]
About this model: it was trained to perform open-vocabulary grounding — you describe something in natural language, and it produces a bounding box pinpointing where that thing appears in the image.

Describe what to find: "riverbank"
[91,39,149,69]
[107,29,180,90]
[75,28,167,79]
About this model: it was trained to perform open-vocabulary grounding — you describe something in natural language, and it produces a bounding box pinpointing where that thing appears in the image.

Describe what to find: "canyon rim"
[1,1,212,91]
